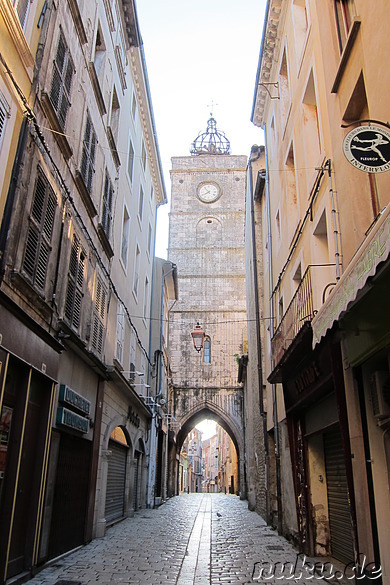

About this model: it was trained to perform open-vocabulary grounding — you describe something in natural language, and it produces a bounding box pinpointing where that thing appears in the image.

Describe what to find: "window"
[64,234,86,330]
[275,209,281,240]
[121,206,130,266]
[127,139,134,183]
[13,0,29,30]
[141,141,147,171]
[278,296,284,324]
[334,0,356,53]
[92,276,107,355]
[292,0,309,61]
[23,171,57,291]
[50,29,74,130]
[269,116,276,153]
[129,331,136,381]
[0,93,10,152]
[80,113,97,193]
[143,277,149,320]
[101,171,113,239]
[109,86,120,144]
[147,223,153,257]
[302,70,321,176]
[285,142,299,238]
[116,303,125,364]
[138,185,144,221]
[204,337,211,364]
[133,245,140,297]
[292,263,302,290]
[313,209,330,264]
[343,72,368,122]
[279,48,290,129]
[131,91,137,120]
[93,24,106,83]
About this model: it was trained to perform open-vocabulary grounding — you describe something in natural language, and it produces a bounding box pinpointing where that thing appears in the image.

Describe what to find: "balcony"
[271,265,336,366]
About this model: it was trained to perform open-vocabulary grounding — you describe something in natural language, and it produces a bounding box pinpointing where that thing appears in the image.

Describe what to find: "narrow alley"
[23,494,351,585]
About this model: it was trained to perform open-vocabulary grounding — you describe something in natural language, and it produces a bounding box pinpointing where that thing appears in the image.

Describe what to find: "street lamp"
[191,322,205,352]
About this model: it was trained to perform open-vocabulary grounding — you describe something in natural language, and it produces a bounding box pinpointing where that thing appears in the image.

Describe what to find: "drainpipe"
[248,146,269,514]
[264,124,283,534]
[147,261,176,506]
[325,159,342,280]
[160,262,177,501]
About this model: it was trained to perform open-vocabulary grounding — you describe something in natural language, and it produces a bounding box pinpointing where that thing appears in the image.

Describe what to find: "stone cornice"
[129,46,166,206]
[0,0,34,76]
[251,0,283,128]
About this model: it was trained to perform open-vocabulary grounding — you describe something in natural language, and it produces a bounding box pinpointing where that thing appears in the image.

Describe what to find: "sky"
[136,0,267,258]
[196,419,217,441]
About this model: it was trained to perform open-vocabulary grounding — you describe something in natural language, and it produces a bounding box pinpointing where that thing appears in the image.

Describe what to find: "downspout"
[325,159,342,280]
[248,146,269,515]
[264,123,283,534]
[148,261,176,505]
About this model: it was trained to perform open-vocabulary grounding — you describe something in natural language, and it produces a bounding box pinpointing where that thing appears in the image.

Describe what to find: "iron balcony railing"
[271,265,336,366]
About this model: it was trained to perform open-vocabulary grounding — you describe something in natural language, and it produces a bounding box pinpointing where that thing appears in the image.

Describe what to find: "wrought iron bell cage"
[190,115,231,156]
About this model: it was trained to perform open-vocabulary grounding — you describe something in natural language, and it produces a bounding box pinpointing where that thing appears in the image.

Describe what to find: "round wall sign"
[343,125,390,173]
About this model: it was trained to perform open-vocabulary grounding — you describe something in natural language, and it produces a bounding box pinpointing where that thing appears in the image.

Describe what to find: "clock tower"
[167,116,248,496]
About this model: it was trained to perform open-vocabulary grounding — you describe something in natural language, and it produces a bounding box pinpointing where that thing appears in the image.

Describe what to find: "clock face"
[198,182,221,203]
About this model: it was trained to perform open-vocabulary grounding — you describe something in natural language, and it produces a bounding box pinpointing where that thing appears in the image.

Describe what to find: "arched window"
[204,336,211,364]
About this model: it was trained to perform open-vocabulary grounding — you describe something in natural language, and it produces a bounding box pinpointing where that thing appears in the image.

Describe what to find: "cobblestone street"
[24,494,346,585]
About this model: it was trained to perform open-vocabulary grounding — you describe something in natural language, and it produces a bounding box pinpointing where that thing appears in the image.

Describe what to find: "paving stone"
[24,494,340,585]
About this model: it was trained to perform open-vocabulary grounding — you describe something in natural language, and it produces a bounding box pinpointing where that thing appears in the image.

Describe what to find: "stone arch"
[171,401,246,499]
[176,405,243,457]
[135,436,146,454]
[196,216,222,248]
[103,416,133,452]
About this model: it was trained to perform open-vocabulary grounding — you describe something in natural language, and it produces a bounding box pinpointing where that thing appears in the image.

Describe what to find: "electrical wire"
[0,52,153,367]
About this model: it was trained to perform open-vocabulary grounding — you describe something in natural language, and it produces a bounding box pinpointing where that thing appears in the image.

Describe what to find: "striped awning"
[312,203,390,347]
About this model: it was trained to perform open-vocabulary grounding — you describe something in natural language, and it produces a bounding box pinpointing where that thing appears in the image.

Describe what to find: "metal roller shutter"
[105,440,127,523]
[133,453,140,511]
[324,429,354,564]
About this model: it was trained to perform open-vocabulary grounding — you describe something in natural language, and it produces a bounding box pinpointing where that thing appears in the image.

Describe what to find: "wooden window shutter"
[0,103,6,145]
[81,114,96,193]
[102,173,113,237]
[13,0,29,29]
[92,276,107,355]
[22,172,57,291]
[50,30,74,130]
[64,234,85,330]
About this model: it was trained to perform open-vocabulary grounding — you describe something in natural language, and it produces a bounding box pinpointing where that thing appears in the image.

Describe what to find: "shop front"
[0,304,60,585]
[312,206,390,580]
[269,325,357,564]
[94,372,152,538]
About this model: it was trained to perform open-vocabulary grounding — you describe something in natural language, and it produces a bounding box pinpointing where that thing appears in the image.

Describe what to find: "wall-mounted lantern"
[191,322,205,352]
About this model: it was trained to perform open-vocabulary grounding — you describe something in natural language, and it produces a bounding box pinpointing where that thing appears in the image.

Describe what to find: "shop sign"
[294,362,321,394]
[56,407,89,433]
[127,406,140,427]
[343,125,390,173]
[59,384,90,416]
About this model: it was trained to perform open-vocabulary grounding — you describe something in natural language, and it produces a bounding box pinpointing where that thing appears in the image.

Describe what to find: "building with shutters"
[0,0,166,582]
[0,0,44,225]
[250,0,390,577]
[148,257,178,507]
